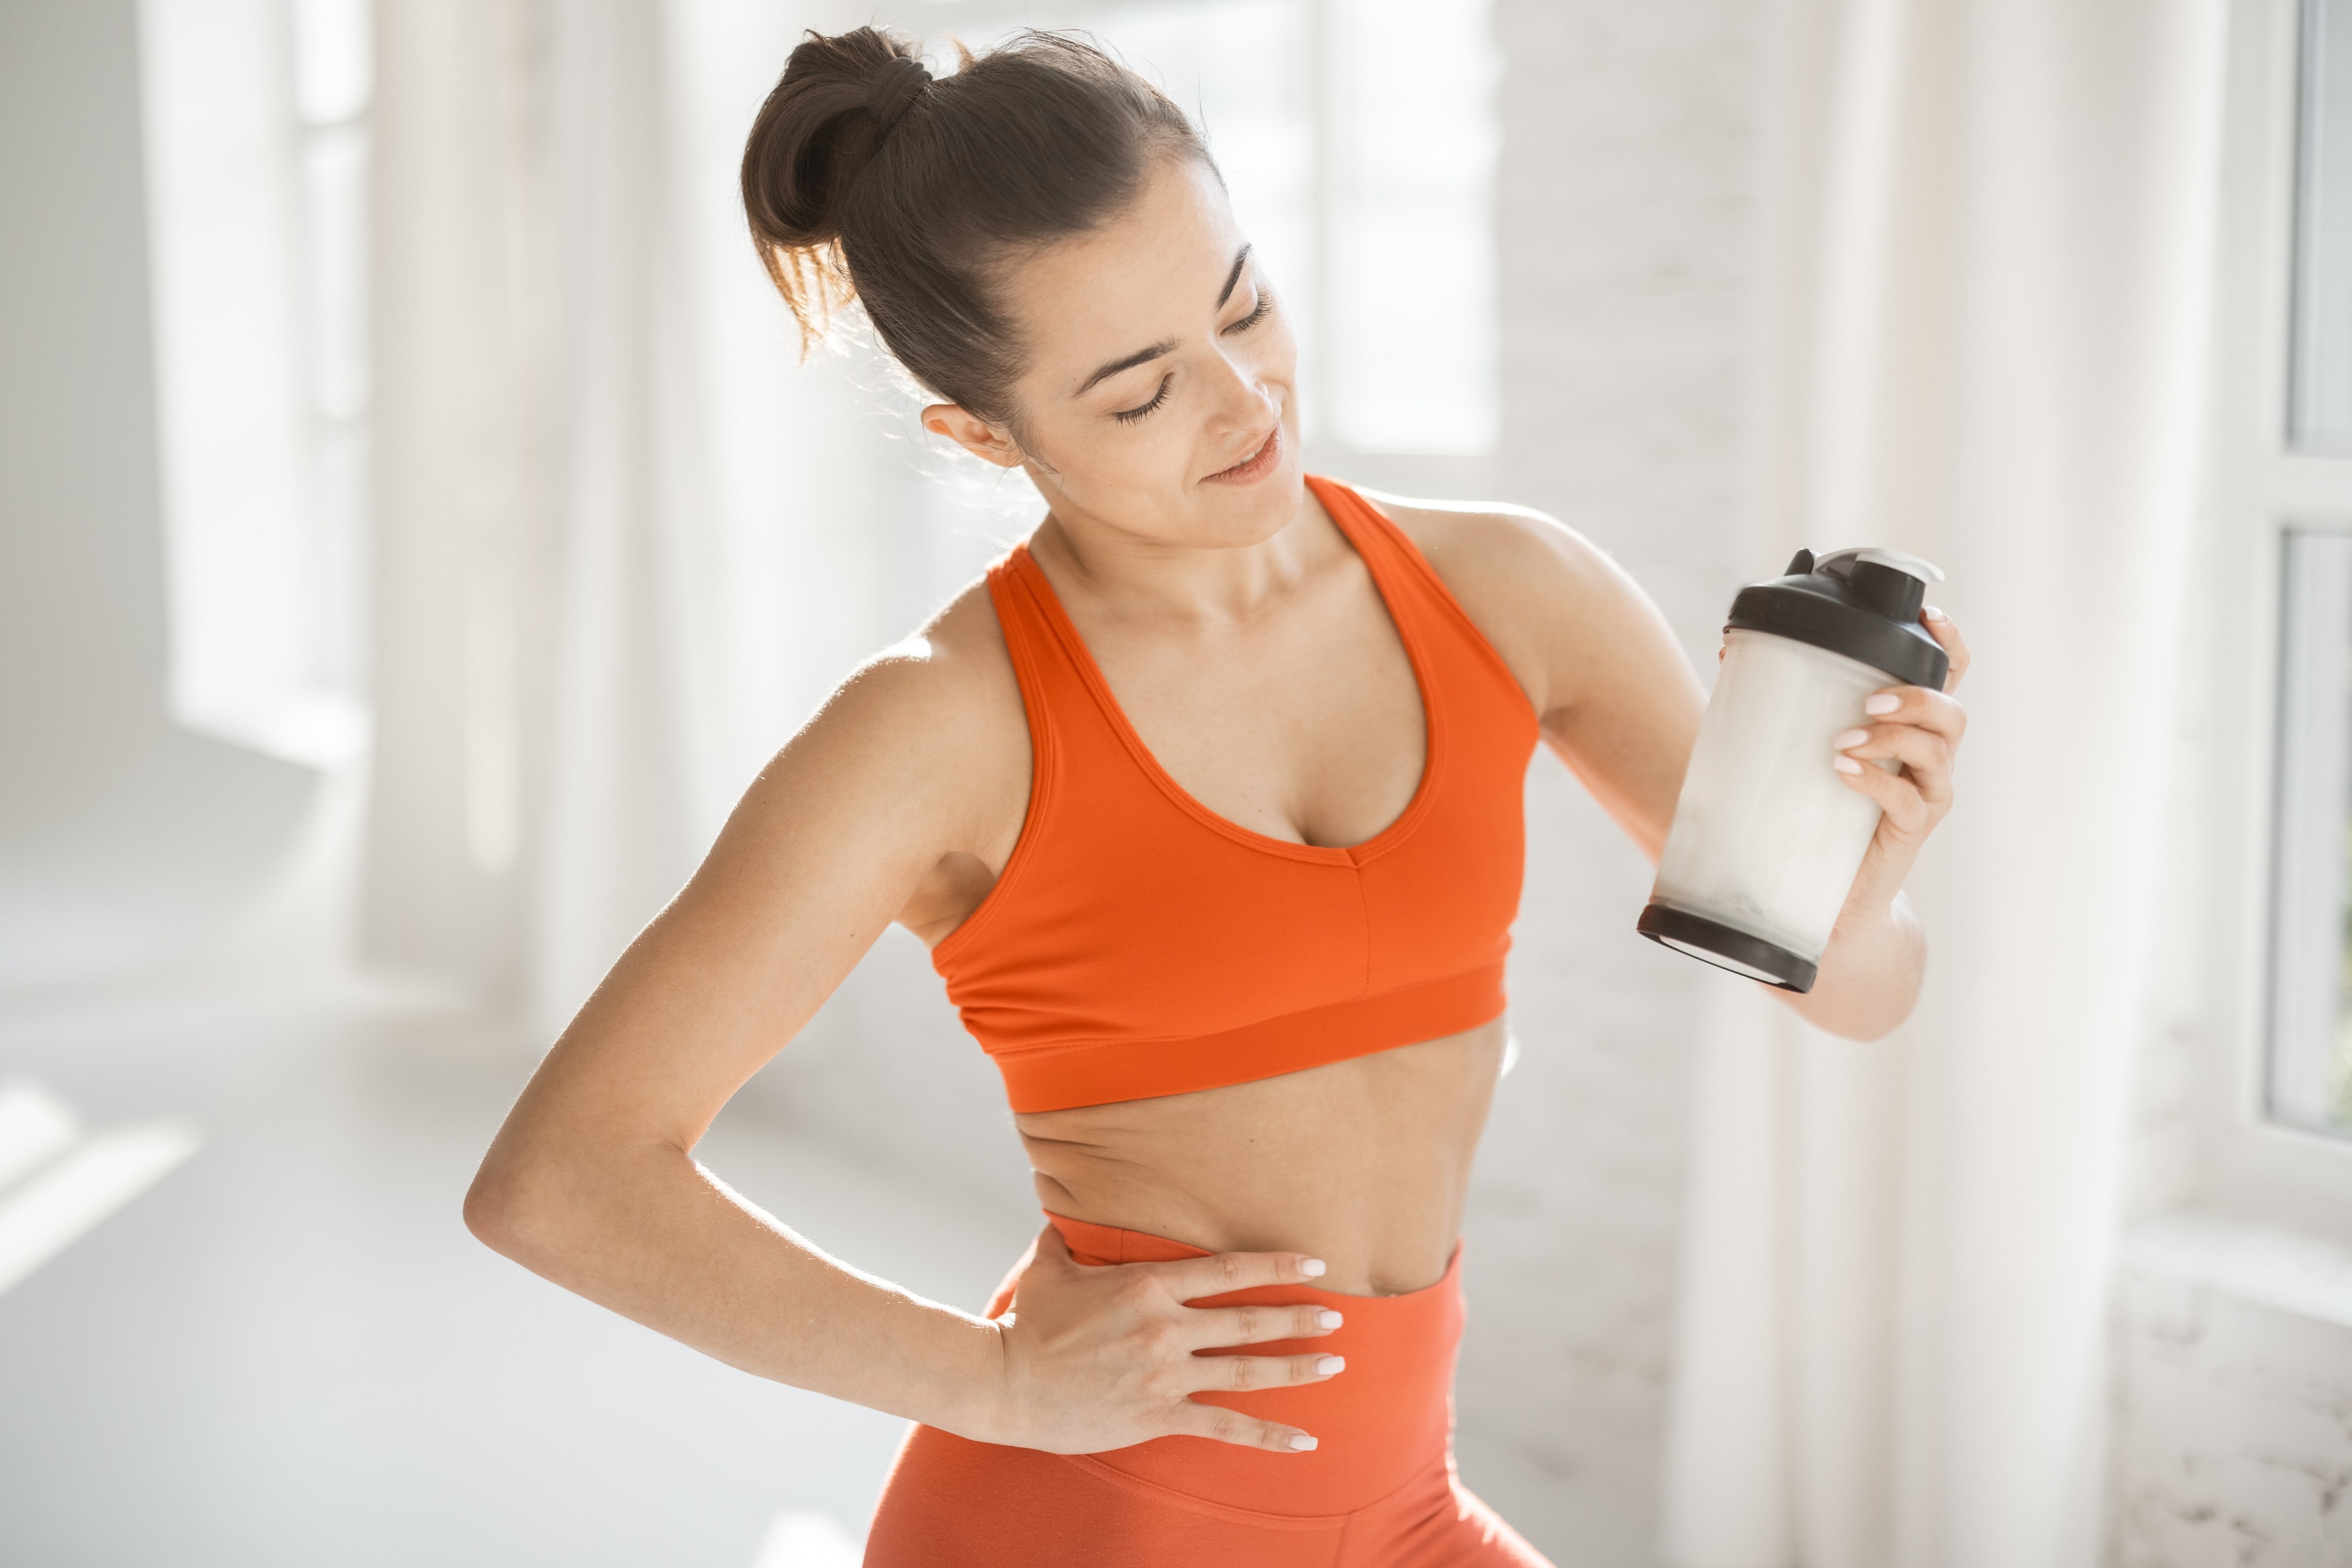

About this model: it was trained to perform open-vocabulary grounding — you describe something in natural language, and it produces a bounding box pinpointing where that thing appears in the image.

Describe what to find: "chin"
[1197,464,1304,548]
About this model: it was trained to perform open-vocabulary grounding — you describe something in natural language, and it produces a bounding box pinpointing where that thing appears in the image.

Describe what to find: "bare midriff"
[1010,1018,1507,1298]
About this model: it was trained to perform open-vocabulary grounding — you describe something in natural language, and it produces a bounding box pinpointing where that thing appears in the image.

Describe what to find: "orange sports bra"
[932,476,1540,1113]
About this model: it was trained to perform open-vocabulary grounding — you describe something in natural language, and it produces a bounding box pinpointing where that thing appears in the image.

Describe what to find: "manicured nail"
[1289,1434,1319,1451]
[1834,755,1864,775]
[1865,693,1901,716]
[1315,1356,1346,1376]
[1299,1258,1327,1278]
[1316,1309,1344,1330]
[1923,604,1947,621]
[1832,728,1870,750]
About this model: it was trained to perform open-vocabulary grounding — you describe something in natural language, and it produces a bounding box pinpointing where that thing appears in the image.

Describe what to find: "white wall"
[30,3,2338,1560]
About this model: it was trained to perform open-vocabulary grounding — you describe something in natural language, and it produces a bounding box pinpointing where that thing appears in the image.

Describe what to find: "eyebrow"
[1215,243,1252,309]
[1073,244,1255,398]
[1074,337,1178,399]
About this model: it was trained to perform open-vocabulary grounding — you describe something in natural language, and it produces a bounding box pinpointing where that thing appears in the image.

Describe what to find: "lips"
[1204,421,1282,484]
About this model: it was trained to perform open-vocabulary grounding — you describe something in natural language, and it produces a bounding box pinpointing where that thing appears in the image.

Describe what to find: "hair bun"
[867,56,932,134]
[743,28,1206,423]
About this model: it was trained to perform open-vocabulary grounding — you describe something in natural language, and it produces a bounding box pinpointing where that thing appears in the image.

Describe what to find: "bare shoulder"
[834,572,1023,748]
[1348,487,1659,720]
[728,568,1030,871]
[1362,490,1618,596]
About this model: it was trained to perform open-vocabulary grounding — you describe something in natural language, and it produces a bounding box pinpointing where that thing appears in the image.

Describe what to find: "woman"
[464,26,1969,1566]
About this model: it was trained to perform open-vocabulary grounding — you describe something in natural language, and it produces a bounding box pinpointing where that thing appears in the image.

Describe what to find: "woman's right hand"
[976,1224,1346,1455]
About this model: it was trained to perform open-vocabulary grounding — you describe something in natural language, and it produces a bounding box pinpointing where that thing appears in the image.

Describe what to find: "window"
[2272,530,2352,1131]
[2268,0,2352,1137]
[1319,0,1498,454]
[2292,0,2352,452]
[139,0,370,768]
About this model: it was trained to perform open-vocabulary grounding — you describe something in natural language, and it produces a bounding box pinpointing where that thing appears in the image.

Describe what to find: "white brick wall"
[1456,3,1763,1555]
[2111,1272,2352,1567]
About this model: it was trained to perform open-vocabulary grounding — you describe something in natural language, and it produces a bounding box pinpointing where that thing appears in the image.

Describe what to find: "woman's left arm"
[1386,498,1969,1042]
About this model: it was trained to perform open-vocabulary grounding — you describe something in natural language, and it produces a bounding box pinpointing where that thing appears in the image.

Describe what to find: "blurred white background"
[5,1,2352,1565]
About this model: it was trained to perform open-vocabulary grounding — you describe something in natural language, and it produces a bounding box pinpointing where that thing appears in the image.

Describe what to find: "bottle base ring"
[1636,902,1820,993]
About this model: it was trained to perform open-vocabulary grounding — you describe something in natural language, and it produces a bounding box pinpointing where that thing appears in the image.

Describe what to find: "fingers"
[1832,721,1954,807]
[1162,1353,1348,1456]
[1857,684,1967,746]
[1155,1249,1329,1303]
[1184,1350,1347,1396]
[1921,606,1971,692]
[1164,1399,1322,1454]
[1833,749,1933,838]
[999,1236,1350,1458]
[1184,1301,1344,1349]
[1836,682,1965,833]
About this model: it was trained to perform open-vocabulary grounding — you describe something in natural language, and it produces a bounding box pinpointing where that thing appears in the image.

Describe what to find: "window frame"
[2193,0,2352,1238]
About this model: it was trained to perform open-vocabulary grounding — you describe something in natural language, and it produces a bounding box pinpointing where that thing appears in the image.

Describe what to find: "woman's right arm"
[461,597,1340,1454]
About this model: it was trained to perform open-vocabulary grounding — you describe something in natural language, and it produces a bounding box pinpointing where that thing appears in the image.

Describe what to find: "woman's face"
[924,156,1304,553]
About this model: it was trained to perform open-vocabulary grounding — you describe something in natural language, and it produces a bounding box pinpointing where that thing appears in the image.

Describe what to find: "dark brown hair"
[740,27,1207,427]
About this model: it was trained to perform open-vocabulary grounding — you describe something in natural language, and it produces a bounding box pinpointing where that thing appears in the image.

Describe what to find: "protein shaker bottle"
[1636,547,1950,992]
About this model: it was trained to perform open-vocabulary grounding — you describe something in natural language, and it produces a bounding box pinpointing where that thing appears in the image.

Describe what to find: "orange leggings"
[863,1214,1551,1567]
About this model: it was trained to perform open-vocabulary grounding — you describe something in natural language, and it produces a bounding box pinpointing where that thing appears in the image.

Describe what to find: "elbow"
[1848,1008,1913,1045]
[462,1162,519,1255]
[1800,987,1919,1044]
[463,1125,682,1270]
[463,1150,557,1264]
[1780,975,1920,1043]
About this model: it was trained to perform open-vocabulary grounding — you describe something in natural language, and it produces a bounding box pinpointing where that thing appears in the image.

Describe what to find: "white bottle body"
[1651,628,1891,964]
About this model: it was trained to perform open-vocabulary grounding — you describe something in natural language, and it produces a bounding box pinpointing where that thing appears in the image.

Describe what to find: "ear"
[922,403,1024,468]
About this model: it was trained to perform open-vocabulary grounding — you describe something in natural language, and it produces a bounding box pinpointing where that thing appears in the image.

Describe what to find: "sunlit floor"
[0,975,1036,1567]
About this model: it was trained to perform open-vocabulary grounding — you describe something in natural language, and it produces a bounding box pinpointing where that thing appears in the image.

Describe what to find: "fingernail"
[1924,605,1947,621]
[1865,693,1901,716]
[1299,1258,1326,1278]
[1316,1308,1344,1330]
[1315,1356,1346,1376]
[1289,1434,1319,1451]
[1832,728,1870,750]
[1834,755,1864,775]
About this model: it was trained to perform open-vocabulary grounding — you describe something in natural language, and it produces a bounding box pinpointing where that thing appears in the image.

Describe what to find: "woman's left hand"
[1831,607,1971,888]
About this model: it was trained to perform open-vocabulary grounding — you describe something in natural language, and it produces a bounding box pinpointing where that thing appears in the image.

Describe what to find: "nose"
[1203,334,1276,432]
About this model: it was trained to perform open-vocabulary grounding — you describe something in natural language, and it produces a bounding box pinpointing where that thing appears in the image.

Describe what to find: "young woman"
[464,27,1969,1566]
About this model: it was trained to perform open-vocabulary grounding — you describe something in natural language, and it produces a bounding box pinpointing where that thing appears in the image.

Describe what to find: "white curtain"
[364,0,897,1034]
[1658,2,2228,1565]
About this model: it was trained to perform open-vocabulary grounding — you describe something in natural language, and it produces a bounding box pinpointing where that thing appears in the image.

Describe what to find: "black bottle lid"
[1725,547,1950,689]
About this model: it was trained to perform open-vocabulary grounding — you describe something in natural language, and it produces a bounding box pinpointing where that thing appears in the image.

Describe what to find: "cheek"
[1018,407,1190,506]
[1228,316,1300,398]
[1133,411,1221,498]
[1261,315,1301,381]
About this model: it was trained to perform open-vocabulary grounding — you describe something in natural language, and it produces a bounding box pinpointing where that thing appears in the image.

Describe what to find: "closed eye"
[1113,373,1174,424]
[1223,290,1274,333]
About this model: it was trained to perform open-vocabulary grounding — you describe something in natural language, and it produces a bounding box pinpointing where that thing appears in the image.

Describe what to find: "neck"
[1026,476,1336,627]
